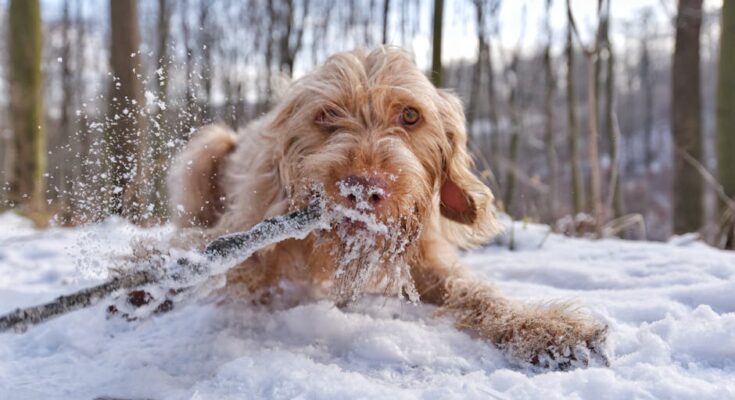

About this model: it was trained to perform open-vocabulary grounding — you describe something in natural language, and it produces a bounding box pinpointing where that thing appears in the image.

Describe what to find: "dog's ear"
[436,90,499,245]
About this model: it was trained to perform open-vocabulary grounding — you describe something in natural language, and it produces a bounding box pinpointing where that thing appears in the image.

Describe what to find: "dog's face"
[267,48,497,300]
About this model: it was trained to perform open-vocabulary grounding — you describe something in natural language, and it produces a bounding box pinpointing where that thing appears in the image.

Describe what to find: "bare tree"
[639,10,655,173]
[7,0,45,211]
[199,0,214,121]
[568,0,605,231]
[503,53,522,214]
[277,0,311,77]
[106,0,145,220]
[566,0,584,216]
[431,0,444,87]
[543,0,559,219]
[57,0,74,222]
[180,0,197,132]
[151,0,172,219]
[599,0,623,219]
[381,0,391,44]
[671,0,704,234]
[717,0,735,248]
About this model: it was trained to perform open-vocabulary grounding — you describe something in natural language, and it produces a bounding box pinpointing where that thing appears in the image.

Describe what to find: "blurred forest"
[0,0,733,248]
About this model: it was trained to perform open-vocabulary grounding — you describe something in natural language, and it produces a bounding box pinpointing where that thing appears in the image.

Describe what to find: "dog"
[168,47,608,370]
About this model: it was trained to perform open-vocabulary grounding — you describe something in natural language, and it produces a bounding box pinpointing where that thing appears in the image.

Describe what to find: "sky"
[22,0,725,76]
[409,0,723,68]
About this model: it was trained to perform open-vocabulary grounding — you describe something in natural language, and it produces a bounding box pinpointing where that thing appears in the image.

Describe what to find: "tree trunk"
[381,0,390,44]
[199,0,213,122]
[151,0,171,220]
[467,0,485,139]
[717,0,735,203]
[543,0,558,221]
[107,0,145,221]
[181,0,196,131]
[566,5,584,216]
[7,0,45,211]
[486,40,500,183]
[671,0,704,234]
[600,0,623,220]
[58,0,74,223]
[640,21,654,173]
[584,3,603,232]
[605,42,624,219]
[430,0,444,87]
[717,0,735,248]
[503,56,521,215]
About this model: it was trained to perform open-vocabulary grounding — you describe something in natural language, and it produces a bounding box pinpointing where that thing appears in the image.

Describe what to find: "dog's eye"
[399,107,420,127]
[315,108,339,133]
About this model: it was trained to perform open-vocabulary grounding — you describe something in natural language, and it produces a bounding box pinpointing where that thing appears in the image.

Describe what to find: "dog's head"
[272,47,497,244]
[267,48,498,298]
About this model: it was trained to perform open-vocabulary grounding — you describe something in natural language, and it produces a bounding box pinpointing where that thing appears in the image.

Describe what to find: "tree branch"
[0,200,327,333]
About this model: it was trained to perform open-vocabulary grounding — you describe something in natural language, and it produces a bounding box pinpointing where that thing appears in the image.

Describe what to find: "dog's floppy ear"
[436,89,500,246]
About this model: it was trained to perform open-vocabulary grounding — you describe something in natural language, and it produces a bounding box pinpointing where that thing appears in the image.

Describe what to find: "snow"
[1,213,734,399]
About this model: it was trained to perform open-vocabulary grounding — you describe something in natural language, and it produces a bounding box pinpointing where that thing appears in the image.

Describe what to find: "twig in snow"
[0,200,327,333]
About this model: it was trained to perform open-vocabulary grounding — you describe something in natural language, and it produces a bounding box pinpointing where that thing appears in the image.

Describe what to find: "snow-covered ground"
[1,212,734,400]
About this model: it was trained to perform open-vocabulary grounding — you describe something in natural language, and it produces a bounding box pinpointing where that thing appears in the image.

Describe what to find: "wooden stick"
[0,201,326,333]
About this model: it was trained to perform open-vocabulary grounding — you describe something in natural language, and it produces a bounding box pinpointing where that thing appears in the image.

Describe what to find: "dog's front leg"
[411,257,609,370]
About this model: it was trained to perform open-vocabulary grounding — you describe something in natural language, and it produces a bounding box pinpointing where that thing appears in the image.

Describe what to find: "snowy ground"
[1,212,734,400]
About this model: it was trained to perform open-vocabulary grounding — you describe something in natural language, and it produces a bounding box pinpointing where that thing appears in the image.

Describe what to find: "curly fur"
[168,47,608,369]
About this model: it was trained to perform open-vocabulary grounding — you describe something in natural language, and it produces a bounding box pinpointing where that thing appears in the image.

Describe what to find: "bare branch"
[0,202,327,333]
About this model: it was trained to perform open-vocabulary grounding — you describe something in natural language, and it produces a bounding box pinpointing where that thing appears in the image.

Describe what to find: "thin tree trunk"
[717,0,735,202]
[717,0,735,248]
[152,0,171,220]
[671,0,704,234]
[199,0,213,122]
[467,0,485,138]
[107,0,145,221]
[486,40,500,182]
[580,2,604,232]
[600,0,623,220]
[58,0,74,223]
[7,0,45,211]
[430,0,444,87]
[503,56,521,215]
[640,24,654,173]
[265,0,276,108]
[381,0,390,44]
[605,42,624,219]
[181,0,196,132]
[566,4,584,216]
[543,0,558,221]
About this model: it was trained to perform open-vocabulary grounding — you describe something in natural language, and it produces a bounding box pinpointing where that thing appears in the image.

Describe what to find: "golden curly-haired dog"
[169,47,608,370]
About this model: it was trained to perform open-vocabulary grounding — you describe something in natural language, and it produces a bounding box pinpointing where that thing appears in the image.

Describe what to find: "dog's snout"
[339,175,388,209]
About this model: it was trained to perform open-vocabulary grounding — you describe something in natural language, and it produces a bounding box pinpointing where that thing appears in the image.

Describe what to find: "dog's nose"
[339,175,387,209]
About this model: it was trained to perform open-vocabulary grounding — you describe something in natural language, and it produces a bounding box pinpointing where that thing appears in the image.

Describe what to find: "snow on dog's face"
[270,48,498,302]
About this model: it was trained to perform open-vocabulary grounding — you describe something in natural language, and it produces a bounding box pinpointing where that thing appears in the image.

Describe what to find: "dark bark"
[107,0,145,221]
[381,0,390,44]
[151,0,172,220]
[543,6,558,220]
[7,0,45,210]
[717,0,735,248]
[671,0,704,234]
[58,0,74,222]
[430,0,444,87]
[717,0,735,203]
[566,3,584,216]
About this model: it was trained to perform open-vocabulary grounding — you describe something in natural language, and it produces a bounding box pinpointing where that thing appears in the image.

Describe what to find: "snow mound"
[1,215,734,399]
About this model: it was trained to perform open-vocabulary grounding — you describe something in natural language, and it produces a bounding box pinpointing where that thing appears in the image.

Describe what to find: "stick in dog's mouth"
[0,194,332,334]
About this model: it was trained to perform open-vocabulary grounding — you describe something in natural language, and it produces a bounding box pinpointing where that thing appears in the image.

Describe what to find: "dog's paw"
[499,305,610,371]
